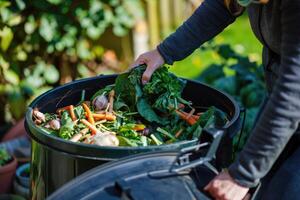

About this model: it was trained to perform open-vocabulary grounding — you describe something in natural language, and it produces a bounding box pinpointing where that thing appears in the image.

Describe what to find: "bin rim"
[25,74,240,158]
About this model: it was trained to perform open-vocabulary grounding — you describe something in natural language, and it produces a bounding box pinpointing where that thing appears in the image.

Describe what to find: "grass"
[169,14,263,79]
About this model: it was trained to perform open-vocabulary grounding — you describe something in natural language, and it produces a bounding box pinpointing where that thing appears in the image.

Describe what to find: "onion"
[33,108,45,124]
[49,119,61,130]
[92,95,108,111]
[92,131,119,146]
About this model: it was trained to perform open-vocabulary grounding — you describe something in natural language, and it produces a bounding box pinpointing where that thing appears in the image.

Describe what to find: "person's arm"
[132,0,240,84]
[228,0,300,187]
[157,0,237,65]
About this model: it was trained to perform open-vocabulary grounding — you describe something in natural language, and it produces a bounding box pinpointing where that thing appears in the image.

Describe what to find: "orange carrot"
[82,103,95,124]
[133,124,146,131]
[80,119,98,135]
[69,105,77,121]
[92,113,116,121]
[56,105,72,116]
[176,110,197,125]
[175,128,184,138]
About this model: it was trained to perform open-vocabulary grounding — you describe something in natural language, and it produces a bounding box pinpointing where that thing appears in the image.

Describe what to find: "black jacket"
[157,0,300,187]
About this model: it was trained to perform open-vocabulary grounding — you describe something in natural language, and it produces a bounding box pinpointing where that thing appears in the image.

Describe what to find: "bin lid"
[47,150,216,200]
[48,129,224,200]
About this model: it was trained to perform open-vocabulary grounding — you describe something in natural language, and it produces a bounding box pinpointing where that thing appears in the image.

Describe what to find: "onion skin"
[92,95,108,111]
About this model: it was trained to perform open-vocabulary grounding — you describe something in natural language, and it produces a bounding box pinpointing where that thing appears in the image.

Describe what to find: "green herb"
[59,111,75,139]
[0,148,12,167]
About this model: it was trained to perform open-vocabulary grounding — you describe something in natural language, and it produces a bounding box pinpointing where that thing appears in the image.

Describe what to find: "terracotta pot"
[0,156,17,194]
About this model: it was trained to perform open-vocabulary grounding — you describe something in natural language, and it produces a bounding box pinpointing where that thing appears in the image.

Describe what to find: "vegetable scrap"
[33,66,228,147]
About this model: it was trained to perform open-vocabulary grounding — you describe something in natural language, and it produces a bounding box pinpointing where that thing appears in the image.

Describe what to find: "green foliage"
[0,148,12,167]
[0,0,143,124]
[197,41,266,152]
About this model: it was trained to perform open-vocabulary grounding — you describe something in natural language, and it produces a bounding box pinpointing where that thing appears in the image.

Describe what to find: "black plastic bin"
[25,75,241,198]
[48,129,260,200]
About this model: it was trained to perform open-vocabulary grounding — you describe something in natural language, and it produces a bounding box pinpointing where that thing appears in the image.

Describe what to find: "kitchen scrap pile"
[32,66,228,147]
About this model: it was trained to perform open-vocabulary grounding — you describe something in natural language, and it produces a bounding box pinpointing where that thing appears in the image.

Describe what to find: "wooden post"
[146,0,160,48]
[159,0,172,37]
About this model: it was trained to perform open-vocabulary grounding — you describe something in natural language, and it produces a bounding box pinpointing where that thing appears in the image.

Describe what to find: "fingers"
[131,49,165,84]
[130,55,146,69]
[142,65,156,84]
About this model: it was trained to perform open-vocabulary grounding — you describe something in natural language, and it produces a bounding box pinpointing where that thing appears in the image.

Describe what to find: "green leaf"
[117,136,139,147]
[8,15,22,26]
[0,26,13,51]
[136,98,167,125]
[8,88,26,120]
[59,111,75,139]
[16,0,25,10]
[115,72,136,108]
[39,15,58,42]
[25,15,36,34]
[44,64,59,84]
[213,76,237,95]
[4,70,19,85]
[46,0,63,5]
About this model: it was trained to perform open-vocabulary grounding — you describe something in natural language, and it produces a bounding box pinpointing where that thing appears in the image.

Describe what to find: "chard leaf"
[137,98,167,125]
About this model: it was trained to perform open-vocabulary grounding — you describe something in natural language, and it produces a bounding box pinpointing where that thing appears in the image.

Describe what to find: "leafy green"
[74,105,84,119]
[0,148,12,167]
[137,98,167,125]
[59,111,75,139]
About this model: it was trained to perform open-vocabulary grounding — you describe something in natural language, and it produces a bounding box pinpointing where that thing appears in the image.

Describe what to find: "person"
[132,0,300,199]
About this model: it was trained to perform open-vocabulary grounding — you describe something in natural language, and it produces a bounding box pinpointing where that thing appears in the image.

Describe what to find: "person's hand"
[204,171,249,200]
[131,49,164,84]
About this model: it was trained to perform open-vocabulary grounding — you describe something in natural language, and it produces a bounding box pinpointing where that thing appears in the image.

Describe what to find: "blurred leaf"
[87,25,104,40]
[113,24,128,37]
[39,14,58,42]
[44,64,59,84]
[0,1,10,8]
[16,50,27,61]
[16,0,25,10]
[46,0,63,5]
[24,15,36,34]
[197,64,224,84]
[4,70,19,85]
[77,64,90,77]
[213,76,237,95]
[0,26,13,51]
[8,88,26,120]
[76,39,92,60]
[217,44,236,59]
[8,14,22,26]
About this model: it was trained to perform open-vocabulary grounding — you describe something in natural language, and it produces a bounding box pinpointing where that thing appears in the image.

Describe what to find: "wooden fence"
[132,0,203,58]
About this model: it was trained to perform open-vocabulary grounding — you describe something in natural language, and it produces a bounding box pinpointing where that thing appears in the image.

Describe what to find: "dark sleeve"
[157,0,237,65]
[228,0,300,188]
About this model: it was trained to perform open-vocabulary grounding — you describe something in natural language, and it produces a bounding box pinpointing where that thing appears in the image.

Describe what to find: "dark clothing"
[157,0,300,188]
[261,146,300,200]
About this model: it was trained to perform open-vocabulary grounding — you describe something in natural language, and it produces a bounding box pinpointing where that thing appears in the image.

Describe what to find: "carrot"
[80,119,98,135]
[133,124,146,131]
[175,128,184,138]
[176,110,197,125]
[70,133,82,142]
[69,105,77,121]
[56,105,72,116]
[187,108,195,119]
[82,102,95,124]
[92,113,116,121]
[108,90,115,113]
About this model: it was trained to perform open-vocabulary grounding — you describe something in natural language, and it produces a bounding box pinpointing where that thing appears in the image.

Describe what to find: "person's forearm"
[157,0,237,65]
[228,0,300,188]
